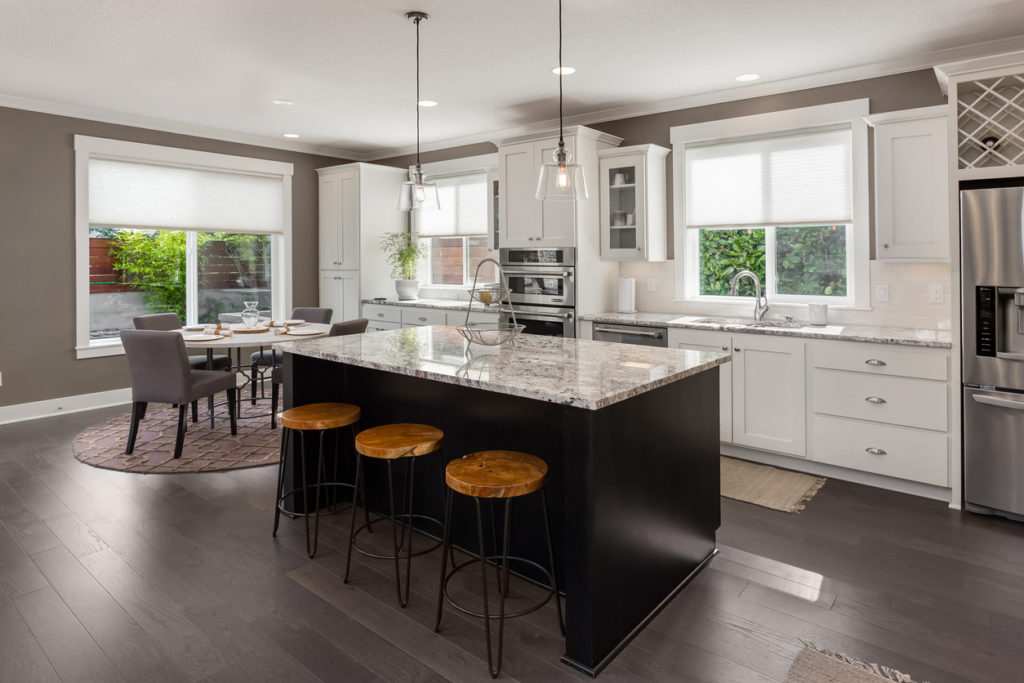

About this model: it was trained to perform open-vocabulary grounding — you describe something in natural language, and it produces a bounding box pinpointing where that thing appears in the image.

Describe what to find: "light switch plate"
[875,284,889,302]
[929,284,944,304]
[647,278,656,292]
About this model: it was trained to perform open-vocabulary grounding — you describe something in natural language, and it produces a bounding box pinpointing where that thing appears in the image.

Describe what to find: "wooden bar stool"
[345,423,445,607]
[433,450,564,679]
[273,402,363,559]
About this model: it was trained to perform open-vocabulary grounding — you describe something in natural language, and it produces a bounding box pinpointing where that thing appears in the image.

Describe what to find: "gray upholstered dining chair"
[120,330,239,460]
[269,317,368,429]
[249,307,333,403]
[133,313,232,371]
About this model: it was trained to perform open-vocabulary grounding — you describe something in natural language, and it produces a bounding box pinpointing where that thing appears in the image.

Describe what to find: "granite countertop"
[582,312,952,349]
[361,298,477,311]
[278,325,729,410]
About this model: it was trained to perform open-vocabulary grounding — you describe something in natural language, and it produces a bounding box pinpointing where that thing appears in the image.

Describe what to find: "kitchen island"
[277,326,729,676]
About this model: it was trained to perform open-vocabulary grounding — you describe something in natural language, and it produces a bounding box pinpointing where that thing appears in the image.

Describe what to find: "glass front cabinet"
[598,144,669,261]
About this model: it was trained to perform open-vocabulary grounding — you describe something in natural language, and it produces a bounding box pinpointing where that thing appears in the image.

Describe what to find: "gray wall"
[0,106,348,407]
[376,69,947,257]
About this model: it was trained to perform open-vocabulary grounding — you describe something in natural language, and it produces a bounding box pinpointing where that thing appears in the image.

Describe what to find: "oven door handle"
[516,312,573,321]
[503,269,572,278]
[972,393,1024,411]
[593,326,664,338]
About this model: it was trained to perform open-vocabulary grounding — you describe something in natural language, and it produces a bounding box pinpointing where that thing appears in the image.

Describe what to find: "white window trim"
[670,99,870,312]
[74,135,293,359]
[412,154,497,293]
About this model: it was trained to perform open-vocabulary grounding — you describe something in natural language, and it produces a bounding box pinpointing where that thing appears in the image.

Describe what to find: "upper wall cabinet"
[865,106,950,261]
[319,168,360,270]
[598,144,669,261]
[496,126,621,249]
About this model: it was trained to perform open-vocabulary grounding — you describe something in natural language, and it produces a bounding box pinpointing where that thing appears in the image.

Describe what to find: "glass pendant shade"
[535,143,588,200]
[398,177,440,210]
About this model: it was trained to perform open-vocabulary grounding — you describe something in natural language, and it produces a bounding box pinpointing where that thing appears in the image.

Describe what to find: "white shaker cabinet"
[319,169,360,271]
[498,137,576,248]
[668,328,733,442]
[731,334,806,457]
[319,272,359,327]
[865,106,949,260]
[598,144,669,261]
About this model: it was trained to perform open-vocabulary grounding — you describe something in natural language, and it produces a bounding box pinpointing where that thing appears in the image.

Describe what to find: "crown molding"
[0,92,366,160]
[363,34,1024,161]
[933,48,1024,94]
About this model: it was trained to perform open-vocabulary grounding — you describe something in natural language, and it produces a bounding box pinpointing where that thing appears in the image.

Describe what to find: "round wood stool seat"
[354,423,444,459]
[279,402,360,431]
[445,450,547,499]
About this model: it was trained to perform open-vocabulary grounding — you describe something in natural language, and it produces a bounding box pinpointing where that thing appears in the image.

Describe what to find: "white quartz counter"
[277,325,729,410]
[582,312,952,349]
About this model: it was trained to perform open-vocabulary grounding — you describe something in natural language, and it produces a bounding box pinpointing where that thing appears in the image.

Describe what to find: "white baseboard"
[721,443,952,503]
[0,388,131,426]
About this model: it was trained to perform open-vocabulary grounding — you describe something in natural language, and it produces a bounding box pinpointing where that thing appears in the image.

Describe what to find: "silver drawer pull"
[865,359,887,367]
[733,347,741,352]
[721,345,728,351]
[377,313,385,317]
[418,316,427,321]
[865,396,887,404]
[865,447,887,455]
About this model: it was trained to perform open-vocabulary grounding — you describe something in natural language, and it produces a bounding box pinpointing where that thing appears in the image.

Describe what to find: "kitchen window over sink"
[671,100,870,309]
[414,171,496,287]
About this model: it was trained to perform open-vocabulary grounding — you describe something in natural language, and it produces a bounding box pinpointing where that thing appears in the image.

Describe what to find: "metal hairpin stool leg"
[344,423,446,607]
[272,402,363,559]
[434,450,565,679]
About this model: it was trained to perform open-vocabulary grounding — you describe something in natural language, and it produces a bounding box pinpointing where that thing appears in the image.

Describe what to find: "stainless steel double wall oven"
[499,247,576,337]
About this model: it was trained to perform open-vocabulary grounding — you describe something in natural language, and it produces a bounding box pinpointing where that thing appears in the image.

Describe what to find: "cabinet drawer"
[447,310,499,326]
[402,307,447,326]
[809,341,947,381]
[363,304,401,323]
[366,320,401,332]
[811,368,947,431]
[811,414,948,486]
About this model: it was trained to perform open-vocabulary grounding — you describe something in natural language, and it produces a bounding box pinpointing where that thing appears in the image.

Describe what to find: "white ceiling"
[3,0,1024,159]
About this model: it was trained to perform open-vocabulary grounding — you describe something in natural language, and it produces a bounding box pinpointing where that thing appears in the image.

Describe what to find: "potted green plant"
[380,232,428,300]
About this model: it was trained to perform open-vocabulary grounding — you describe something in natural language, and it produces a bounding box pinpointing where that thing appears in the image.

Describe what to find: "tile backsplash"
[619,260,952,330]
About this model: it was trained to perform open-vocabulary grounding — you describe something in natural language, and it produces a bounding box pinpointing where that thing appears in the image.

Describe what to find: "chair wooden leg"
[271,381,279,429]
[191,400,198,423]
[173,403,187,459]
[227,388,238,435]
[125,401,146,454]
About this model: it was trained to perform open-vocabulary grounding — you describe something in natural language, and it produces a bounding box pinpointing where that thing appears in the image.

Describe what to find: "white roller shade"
[88,158,285,233]
[415,172,487,237]
[685,128,852,228]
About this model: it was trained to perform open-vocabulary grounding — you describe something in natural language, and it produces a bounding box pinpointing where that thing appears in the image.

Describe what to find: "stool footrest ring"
[351,513,443,560]
[276,482,356,518]
[441,554,557,620]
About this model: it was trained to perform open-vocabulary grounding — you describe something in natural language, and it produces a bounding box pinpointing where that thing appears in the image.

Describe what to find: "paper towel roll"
[618,277,636,313]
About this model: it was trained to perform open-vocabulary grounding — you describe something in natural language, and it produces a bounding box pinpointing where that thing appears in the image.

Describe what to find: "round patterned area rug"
[73,397,281,474]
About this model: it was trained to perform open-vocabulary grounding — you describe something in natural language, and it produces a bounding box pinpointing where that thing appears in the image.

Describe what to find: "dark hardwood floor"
[1,407,1022,682]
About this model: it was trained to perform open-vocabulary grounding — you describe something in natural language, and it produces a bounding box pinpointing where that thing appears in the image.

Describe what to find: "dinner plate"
[286,328,323,336]
[184,334,223,342]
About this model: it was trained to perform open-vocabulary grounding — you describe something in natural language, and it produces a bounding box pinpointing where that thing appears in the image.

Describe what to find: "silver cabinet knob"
[721,345,728,351]
[733,347,742,352]
[865,447,887,455]
[865,359,886,367]
[377,313,385,318]
[865,396,887,404]
[418,316,427,322]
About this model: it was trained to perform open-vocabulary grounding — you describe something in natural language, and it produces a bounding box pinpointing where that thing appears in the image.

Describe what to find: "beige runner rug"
[787,642,925,682]
[721,456,826,513]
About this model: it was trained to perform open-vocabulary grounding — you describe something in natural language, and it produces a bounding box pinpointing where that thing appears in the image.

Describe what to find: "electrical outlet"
[929,284,945,304]
[647,278,656,292]
[875,284,889,302]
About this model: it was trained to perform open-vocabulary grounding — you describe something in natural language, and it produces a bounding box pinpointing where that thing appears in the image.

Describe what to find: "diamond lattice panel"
[957,74,1024,169]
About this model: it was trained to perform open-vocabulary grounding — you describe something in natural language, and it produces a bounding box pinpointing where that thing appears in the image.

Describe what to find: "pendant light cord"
[415,15,422,169]
[558,0,564,146]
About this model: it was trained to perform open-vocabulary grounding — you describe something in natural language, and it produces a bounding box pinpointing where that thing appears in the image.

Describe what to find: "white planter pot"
[395,279,420,301]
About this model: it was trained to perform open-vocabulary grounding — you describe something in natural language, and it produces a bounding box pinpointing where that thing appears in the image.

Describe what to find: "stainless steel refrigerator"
[962,181,1024,519]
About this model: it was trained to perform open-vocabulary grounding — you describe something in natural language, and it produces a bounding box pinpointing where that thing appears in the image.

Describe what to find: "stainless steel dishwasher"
[592,322,668,347]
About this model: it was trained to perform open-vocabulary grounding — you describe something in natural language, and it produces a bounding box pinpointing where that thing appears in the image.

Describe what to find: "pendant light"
[398,11,440,211]
[535,0,587,201]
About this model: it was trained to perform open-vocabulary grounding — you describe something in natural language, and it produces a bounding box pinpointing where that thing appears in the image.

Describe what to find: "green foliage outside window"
[699,228,766,297]
[698,225,847,298]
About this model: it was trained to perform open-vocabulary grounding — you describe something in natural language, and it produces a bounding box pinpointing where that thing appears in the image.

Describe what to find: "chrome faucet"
[729,270,769,321]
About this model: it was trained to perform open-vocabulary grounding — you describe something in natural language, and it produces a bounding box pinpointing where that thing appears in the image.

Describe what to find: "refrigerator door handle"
[973,393,1024,411]
[995,351,1024,362]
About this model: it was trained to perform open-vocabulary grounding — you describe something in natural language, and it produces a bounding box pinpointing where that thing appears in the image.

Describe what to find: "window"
[672,101,869,309]
[75,136,293,357]
[414,171,495,286]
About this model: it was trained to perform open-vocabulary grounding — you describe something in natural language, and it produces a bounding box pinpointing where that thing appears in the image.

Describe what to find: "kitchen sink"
[689,317,806,329]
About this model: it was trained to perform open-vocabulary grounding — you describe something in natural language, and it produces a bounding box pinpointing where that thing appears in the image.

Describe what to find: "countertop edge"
[582,313,952,349]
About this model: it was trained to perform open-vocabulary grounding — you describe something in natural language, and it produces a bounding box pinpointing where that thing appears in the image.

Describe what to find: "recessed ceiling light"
[272,99,295,106]
[282,133,300,138]
[735,73,760,82]
[418,100,438,107]
[552,66,576,75]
